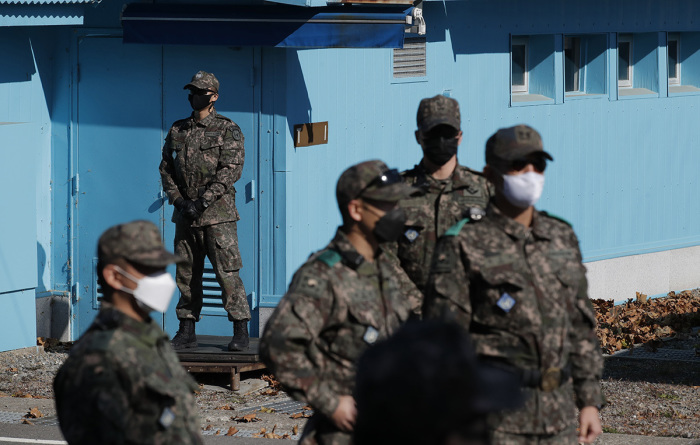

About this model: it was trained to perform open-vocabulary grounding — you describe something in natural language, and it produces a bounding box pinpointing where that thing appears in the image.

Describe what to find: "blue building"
[1,0,699,351]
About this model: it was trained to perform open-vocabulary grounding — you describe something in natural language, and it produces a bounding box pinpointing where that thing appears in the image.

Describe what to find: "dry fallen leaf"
[25,408,43,419]
[204,424,213,431]
[291,412,311,419]
[233,413,261,423]
[7,368,18,373]
[303,405,313,411]
[215,404,235,410]
[226,426,239,436]
[260,406,276,413]
[293,424,299,435]
[21,419,34,425]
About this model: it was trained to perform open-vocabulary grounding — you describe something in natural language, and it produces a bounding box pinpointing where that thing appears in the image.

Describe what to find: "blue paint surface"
[0,290,37,352]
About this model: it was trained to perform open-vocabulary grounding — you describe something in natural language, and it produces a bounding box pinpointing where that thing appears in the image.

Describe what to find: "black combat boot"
[228,320,249,351]
[171,319,197,350]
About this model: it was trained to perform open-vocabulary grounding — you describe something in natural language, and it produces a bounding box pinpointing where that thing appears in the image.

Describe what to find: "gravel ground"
[0,335,697,440]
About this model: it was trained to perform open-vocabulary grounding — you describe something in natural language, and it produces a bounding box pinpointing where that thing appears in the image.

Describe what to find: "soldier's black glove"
[193,198,207,214]
[174,197,186,211]
[182,200,203,221]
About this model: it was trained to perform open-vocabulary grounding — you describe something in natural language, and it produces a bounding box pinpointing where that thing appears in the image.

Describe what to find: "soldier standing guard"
[424,125,604,444]
[54,220,203,445]
[159,70,250,351]
[261,160,419,445]
[396,95,492,313]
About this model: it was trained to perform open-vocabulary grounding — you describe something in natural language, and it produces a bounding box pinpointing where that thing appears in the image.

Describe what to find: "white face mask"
[114,266,176,313]
[501,171,545,208]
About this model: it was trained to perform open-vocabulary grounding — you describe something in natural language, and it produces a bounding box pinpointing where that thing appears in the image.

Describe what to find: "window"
[511,38,528,93]
[618,35,633,88]
[564,37,581,92]
[510,34,555,104]
[668,33,680,86]
[617,33,659,97]
[564,34,606,97]
[668,32,700,94]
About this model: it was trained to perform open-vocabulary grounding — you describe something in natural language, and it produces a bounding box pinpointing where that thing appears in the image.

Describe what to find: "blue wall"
[3,0,700,346]
[276,0,700,290]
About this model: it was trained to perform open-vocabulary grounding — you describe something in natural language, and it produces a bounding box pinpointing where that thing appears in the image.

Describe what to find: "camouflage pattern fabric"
[54,304,203,445]
[159,109,244,228]
[260,229,414,445]
[490,424,577,445]
[423,205,604,437]
[396,163,492,294]
[175,221,250,321]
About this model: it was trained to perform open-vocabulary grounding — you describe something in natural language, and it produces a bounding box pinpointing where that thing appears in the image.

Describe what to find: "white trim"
[618,34,633,88]
[511,37,528,93]
[0,438,67,444]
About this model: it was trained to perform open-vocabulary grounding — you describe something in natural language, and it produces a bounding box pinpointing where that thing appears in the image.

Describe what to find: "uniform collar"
[487,203,530,241]
[96,303,167,347]
[190,109,218,128]
[417,162,478,193]
[330,229,381,275]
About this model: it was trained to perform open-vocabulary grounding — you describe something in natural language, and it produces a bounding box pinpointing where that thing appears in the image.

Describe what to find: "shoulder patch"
[541,211,573,227]
[317,250,342,268]
[444,218,471,237]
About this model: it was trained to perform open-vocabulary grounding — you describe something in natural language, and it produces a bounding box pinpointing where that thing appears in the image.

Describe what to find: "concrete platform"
[177,336,265,391]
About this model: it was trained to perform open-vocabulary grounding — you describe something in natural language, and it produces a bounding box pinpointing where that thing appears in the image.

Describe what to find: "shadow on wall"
[285,50,312,149]
[0,30,35,85]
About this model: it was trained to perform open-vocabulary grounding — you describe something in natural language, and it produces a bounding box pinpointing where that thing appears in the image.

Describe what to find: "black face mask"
[373,208,407,243]
[188,94,212,111]
[422,136,459,166]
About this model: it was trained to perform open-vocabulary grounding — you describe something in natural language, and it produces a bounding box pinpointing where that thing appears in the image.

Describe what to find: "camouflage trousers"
[489,424,577,445]
[174,221,250,321]
[299,414,351,445]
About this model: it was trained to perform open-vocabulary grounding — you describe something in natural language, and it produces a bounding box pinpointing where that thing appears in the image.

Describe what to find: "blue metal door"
[74,36,163,336]
[161,46,259,338]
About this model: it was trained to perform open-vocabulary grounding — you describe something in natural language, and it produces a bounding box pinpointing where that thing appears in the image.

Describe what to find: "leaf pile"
[592,290,700,354]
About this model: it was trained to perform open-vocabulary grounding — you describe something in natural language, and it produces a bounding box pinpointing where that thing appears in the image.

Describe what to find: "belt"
[520,364,572,392]
[184,186,207,200]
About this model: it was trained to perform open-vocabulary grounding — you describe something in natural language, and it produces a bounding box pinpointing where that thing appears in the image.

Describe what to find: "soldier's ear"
[415,130,422,145]
[347,199,363,223]
[456,130,463,145]
[211,93,219,103]
[102,264,124,291]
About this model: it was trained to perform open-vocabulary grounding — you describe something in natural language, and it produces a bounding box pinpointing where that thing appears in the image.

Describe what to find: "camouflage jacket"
[260,229,413,420]
[159,109,244,227]
[423,205,603,435]
[397,162,492,292]
[54,304,202,445]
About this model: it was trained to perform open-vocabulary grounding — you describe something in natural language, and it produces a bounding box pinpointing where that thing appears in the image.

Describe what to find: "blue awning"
[0,0,95,26]
[121,3,415,49]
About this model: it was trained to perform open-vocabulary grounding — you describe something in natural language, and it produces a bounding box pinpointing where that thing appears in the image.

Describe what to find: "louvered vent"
[393,37,426,78]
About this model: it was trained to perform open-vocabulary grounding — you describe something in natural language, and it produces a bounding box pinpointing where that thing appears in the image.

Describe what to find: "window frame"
[668,33,680,86]
[618,34,633,88]
[511,37,529,94]
[564,36,582,93]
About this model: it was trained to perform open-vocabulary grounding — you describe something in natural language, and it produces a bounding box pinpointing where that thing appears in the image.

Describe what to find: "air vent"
[393,37,426,78]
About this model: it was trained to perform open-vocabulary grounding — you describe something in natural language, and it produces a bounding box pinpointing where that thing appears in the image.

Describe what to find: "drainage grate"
[236,399,313,416]
[611,347,700,362]
[0,412,60,425]
[202,427,300,439]
[0,412,24,423]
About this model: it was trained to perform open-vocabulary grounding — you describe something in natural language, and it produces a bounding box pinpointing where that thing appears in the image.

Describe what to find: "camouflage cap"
[183,70,219,92]
[486,124,554,164]
[416,95,461,132]
[98,220,183,267]
[336,160,417,209]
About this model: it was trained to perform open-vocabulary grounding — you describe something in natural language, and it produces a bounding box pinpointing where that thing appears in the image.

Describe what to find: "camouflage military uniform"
[398,162,492,292]
[261,230,412,445]
[424,205,604,443]
[54,303,202,445]
[159,108,249,321]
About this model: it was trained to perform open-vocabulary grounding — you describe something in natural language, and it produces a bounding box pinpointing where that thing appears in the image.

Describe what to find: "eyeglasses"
[509,157,547,173]
[358,169,402,197]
